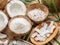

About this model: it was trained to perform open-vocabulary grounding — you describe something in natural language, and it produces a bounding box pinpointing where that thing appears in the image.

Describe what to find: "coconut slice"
[0,33,7,39]
[9,40,33,45]
[30,21,58,45]
[8,16,32,35]
[27,3,49,24]
[6,0,27,18]
[0,11,8,32]
[0,0,8,9]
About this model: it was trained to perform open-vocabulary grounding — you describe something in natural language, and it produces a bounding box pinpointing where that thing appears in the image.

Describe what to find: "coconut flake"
[6,0,26,18]
[28,9,46,21]
[0,11,8,31]
[9,18,32,34]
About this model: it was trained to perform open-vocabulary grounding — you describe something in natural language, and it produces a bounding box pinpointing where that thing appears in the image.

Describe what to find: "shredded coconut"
[31,21,55,41]
[28,9,46,21]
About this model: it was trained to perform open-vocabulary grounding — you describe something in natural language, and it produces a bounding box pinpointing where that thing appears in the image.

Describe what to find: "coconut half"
[27,3,49,24]
[6,0,27,18]
[8,16,32,35]
[0,11,8,32]
[9,40,33,45]
[30,21,58,45]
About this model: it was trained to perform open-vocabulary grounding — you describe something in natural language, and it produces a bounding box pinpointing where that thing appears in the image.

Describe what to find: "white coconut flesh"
[0,11,8,31]
[9,40,30,45]
[31,21,55,41]
[28,9,46,22]
[6,0,26,18]
[9,18,32,34]
[0,33,7,39]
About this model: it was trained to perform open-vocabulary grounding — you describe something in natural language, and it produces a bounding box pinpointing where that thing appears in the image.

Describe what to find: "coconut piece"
[0,11,8,32]
[35,34,47,41]
[0,33,7,39]
[30,21,58,45]
[8,16,32,36]
[9,40,33,45]
[0,0,8,9]
[0,39,9,45]
[6,0,27,18]
[27,3,49,24]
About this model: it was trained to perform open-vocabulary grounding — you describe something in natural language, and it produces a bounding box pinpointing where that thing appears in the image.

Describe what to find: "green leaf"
[21,0,31,5]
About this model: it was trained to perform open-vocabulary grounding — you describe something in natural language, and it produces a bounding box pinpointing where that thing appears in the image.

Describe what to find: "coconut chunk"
[4,40,9,45]
[9,40,32,45]
[0,33,7,39]
[0,40,9,45]
[47,21,55,33]
[35,34,47,41]
[31,32,38,38]
[9,17,32,35]
[28,9,46,22]
[6,0,26,18]
[0,11,8,32]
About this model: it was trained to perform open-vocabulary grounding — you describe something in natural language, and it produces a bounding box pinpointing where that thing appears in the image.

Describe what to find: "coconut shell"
[30,21,58,45]
[6,16,32,39]
[27,3,49,24]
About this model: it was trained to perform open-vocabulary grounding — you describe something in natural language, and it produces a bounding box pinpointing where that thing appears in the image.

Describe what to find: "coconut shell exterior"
[27,3,49,24]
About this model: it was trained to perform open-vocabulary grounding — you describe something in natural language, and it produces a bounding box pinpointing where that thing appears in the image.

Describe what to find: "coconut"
[27,3,49,24]
[0,33,7,39]
[0,11,8,32]
[9,39,33,45]
[30,21,58,45]
[6,0,27,18]
[8,16,32,36]
[0,0,8,10]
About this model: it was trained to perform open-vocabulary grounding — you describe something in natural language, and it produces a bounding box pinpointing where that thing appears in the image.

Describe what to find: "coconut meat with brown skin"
[0,11,8,32]
[6,0,26,18]
[28,9,46,22]
[9,40,31,45]
[31,21,55,41]
[9,17,32,34]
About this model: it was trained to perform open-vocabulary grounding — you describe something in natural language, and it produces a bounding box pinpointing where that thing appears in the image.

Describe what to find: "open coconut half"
[0,0,8,9]
[0,11,8,32]
[6,0,27,18]
[27,3,49,24]
[9,39,33,45]
[8,16,32,35]
[30,21,58,45]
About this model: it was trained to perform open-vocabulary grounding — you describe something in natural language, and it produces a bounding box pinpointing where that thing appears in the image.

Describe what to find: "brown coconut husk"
[0,0,8,10]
